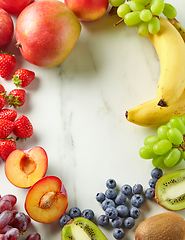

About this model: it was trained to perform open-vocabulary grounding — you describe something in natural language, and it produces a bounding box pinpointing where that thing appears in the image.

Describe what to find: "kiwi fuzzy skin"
[135,212,185,240]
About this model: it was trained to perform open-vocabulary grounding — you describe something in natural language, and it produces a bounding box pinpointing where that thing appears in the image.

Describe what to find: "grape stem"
[114,18,124,26]
[109,6,118,16]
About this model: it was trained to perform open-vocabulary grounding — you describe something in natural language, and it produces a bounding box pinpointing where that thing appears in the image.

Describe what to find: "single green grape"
[153,139,172,155]
[152,155,165,168]
[163,148,181,167]
[163,3,177,19]
[139,145,157,159]
[150,0,165,15]
[137,22,149,37]
[169,116,185,135]
[167,128,183,145]
[157,125,169,140]
[132,0,150,4]
[144,135,160,145]
[140,9,153,22]
[148,17,160,34]
[109,0,126,7]
[130,1,145,11]
[117,3,131,18]
[124,11,142,27]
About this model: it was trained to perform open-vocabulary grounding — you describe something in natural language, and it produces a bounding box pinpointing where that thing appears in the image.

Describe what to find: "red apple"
[0,0,35,15]
[64,0,109,21]
[0,8,14,49]
[5,146,48,188]
[15,0,81,68]
[25,176,68,223]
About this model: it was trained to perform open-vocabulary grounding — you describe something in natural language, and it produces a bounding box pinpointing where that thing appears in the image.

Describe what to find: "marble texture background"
[0,0,185,239]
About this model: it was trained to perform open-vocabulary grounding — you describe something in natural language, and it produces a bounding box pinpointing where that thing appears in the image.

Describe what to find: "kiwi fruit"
[135,212,185,240]
[61,217,107,240]
[155,168,185,210]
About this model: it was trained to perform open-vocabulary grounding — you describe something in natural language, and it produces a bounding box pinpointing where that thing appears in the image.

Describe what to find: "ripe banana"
[125,88,185,127]
[147,17,185,107]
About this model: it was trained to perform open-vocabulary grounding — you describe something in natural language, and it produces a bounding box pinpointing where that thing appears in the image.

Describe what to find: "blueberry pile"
[144,168,163,200]
[96,168,163,240]
[96,180,145,239]
[59,207,95,227]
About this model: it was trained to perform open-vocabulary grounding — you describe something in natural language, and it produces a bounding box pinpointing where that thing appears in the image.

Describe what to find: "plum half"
[5,147,48,188]
[155,168,185,210]
[25,176,68,223]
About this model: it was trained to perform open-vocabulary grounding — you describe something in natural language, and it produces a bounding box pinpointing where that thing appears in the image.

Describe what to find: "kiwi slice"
[61,217,107,240]
[155,169,185,210]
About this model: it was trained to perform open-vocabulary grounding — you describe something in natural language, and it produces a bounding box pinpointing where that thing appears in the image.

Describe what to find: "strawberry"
[8,89,26,108]
[0,109,17,121]
[12,69,35,88]
[0,53,16,78]
[13,115,33,139]
[0,119,15,139]
[0,95,5,110]
[0,138,16,161]
[0,84,5,93]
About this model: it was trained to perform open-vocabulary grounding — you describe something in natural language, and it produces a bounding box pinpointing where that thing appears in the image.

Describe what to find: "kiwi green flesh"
[155,169,185,210]
[61,217,107,240]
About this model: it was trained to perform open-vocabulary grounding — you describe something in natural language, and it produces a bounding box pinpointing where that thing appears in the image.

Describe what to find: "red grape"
[25,232,41,240]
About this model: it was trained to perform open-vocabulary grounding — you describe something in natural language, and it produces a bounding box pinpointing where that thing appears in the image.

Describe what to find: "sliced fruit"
[61,217,107,240]
[155,169,185,210]
[5,146,48,188]
[25,176,68,223]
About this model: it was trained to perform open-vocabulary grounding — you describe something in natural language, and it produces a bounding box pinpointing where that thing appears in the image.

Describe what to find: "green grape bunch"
[109,0,177,37]
[139,115,185,168]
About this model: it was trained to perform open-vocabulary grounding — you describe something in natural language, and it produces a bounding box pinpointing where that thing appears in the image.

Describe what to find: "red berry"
[12,69,35,88]
[0,109,17,121]
[0,139,16,161]
[8,89,26,108]
[0,95,5,110]
[0,119,15,139]
[0,53,16,79]
[0,84,5,94]
[13,115,33,139]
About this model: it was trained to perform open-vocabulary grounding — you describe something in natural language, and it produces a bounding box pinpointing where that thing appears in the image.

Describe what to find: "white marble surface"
[1,0,185,239]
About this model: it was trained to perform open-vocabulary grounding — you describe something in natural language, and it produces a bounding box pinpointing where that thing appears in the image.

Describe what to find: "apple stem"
[15,42,22,49]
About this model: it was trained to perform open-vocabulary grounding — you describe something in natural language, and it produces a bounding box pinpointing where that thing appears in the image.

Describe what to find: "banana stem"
[168,18,185,42]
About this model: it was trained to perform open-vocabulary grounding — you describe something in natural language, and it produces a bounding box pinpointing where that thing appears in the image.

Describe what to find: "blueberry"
[145,188,155,199]
[111,216,123,228]
[69,207,81,219]
[115,193,126,205]
[96,192,105,203]
[148,178,158,188]
[133,184,143,194]
[81,209,94,221]
[105,188,117,200]
[97,215,109,227]
[106,179,116,189]
[131,194,145,208]
[59,214,71,227]
[105,206,118,219]
[129,207,140,219]
[120,184,132,196]
[116,205,129,218]
[124,217,135,229]
[113,228,125,239]
[151,168,163,179]
[102,199,115,211]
